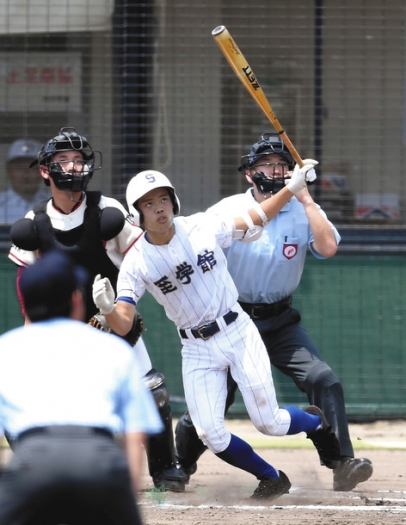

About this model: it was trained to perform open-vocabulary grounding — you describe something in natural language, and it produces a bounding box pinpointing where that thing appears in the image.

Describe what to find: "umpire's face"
[250,153,290,179]
[246,153,291,201]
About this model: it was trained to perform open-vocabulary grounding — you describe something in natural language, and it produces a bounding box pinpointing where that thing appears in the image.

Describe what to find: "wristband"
[252,201,269,226]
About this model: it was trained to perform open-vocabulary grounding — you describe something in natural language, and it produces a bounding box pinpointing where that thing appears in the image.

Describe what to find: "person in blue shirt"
[175,132,373,492]
[0,138,50,223]
[0,250,163,525]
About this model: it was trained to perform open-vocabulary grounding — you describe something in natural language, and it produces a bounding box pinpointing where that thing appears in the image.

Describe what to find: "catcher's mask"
[126,169,180,226]
[239,132,294,195]
[33,127,102,192]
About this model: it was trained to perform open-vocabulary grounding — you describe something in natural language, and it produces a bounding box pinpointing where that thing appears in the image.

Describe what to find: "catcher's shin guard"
[144,370,187,486]
[175,411,207,471]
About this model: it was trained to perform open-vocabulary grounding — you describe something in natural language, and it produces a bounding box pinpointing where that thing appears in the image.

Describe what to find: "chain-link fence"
[0,0,405,418]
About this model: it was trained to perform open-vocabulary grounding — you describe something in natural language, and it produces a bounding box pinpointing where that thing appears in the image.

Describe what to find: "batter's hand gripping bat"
[212,25,304,167]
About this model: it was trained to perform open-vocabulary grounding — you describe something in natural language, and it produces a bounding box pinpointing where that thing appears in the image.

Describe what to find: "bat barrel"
[212,26,226,36]
[212,25,304,167]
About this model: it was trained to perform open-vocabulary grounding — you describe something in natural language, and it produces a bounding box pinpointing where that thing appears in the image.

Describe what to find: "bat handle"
[279,132,304,167]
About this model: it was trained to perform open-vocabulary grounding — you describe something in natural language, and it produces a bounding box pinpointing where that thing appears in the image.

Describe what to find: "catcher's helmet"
[238,132,294,172]
[126,170,180,224]
[35,127,102,192]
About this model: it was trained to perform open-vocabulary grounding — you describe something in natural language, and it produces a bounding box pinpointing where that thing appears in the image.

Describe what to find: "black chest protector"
[13,191,125,319]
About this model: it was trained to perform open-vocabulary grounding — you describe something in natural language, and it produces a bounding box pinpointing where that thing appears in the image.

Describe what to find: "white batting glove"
[286,158,318,194]
[92,274,115,315]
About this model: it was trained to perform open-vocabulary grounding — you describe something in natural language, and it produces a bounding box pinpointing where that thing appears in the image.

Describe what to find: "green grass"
[246,437,406,451]
[145,487,168,505]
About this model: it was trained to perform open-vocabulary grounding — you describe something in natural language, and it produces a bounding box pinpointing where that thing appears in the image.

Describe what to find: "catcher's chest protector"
[32,192,120,318]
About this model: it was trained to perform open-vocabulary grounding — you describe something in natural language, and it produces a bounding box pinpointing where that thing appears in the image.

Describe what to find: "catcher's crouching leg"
[144,369,188,492]
[175,411,207,481]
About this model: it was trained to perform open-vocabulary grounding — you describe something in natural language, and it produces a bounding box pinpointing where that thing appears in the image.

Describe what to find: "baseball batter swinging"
[93,165,341,501]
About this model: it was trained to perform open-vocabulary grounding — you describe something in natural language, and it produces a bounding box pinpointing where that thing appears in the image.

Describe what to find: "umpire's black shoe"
[251,471,291,501]
[333,457,373,491]
[305,405,341,469]
[179,462,197,484]
[152,465,188,492]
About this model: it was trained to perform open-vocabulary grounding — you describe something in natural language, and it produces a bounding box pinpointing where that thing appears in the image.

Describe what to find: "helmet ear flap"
[169,189,180,215]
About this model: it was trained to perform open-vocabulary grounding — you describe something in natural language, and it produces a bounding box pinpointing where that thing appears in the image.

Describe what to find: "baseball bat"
[212,25,304,167]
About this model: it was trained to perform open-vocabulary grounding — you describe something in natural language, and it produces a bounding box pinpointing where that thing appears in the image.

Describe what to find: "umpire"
[0,250,163,525]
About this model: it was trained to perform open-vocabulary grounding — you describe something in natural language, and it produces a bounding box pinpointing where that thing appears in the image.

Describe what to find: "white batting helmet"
[126,170,180,223]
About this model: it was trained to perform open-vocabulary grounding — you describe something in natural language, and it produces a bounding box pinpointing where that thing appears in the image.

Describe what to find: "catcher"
[8,127,187,492]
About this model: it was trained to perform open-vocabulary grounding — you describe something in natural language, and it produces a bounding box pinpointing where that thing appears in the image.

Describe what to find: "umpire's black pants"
[253,307,353,458]
[0,425,141,525]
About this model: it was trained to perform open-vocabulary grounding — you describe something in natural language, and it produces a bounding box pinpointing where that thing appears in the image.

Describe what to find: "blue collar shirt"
[207,188,341,304]
[0,318,163,440]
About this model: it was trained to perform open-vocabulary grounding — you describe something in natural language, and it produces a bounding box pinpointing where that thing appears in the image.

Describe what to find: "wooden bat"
[212,25,304,167]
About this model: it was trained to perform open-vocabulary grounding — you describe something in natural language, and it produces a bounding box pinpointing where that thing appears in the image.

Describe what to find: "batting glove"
[286,158,318,194]
[92,274,115,315]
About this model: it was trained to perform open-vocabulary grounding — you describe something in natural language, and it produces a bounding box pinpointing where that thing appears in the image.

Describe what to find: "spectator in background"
[0,138,50,223]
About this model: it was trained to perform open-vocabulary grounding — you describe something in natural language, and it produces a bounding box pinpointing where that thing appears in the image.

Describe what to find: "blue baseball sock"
[284,405,320,435]
[215,434,279,480]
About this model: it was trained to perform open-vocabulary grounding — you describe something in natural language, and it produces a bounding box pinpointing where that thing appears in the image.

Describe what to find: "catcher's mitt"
[122,312,144,347]
[87,312,144,347]
[88,313,112,332]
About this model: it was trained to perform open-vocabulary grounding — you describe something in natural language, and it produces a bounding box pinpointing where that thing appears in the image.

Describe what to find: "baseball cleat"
[152,464,188,492]
[152,477,186,492]
[178,462,197,484]
[305,405,341,469]
[333,457,373,491]
[251,470,291,501]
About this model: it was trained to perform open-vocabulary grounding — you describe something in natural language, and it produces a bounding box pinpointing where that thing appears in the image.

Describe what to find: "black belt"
[239,296,292,320]
[179,311,238,340]
[17,425,114,442]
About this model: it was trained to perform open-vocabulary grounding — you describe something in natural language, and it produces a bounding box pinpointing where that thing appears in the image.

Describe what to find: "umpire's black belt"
[17,425,114,443]
[239,296,292,320]
[179,310,238,341]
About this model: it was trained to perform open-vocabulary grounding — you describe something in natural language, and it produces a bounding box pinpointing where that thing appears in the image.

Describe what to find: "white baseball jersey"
[116,211,292,454]
[208,189,341,304]
[117,212,239,329]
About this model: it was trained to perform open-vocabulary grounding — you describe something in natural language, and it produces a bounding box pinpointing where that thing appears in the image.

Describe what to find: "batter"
[93,167,341,501]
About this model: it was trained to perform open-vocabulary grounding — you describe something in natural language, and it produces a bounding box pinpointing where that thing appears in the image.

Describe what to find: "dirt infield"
[1,419,405,523]
[140,419,406,525]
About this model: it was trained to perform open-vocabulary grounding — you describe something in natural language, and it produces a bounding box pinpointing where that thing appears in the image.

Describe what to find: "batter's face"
[137,187,175,244]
